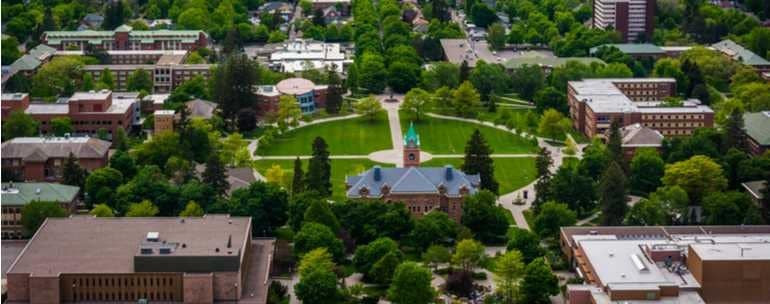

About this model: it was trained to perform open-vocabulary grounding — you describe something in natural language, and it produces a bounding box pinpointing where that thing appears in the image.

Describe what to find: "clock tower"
[403,122,420,167]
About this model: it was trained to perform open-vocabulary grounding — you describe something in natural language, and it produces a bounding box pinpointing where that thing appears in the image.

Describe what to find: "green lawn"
[257,112,392,156]
[401,111,538,154]
[253,158,392,201]
[421,157,537,194]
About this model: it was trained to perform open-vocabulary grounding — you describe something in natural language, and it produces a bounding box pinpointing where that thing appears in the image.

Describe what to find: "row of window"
[643,122,704,128]
[642,114,705,120]
[659,129,694,136]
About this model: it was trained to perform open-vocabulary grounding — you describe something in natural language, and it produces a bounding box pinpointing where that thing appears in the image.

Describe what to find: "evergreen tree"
[533,147,553,210]
[599,161,628,226]
[62,152,86,189]
[724,109,745,151]
[212,54,260,130]
[461,130,499,193]
[42,7,58,31]
[99,68,115,90]
[459,60,470,82]
[432,0,450,21]
[607,119,623,165]
[682,59,704,98]
[222,28,242,55]
[203,153,229,196]
[103,0,128,30]
[303,200,340,232]
[313,9,325,26]
[325,70,344,114]
[292,157,305,195]
[306,137,332,197]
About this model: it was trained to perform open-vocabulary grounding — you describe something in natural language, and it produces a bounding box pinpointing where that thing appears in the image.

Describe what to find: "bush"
[267,281,289,304]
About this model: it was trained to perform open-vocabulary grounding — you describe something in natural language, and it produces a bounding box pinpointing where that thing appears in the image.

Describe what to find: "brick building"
[82,53,212,93]
[1,182,79,239]
[561,226,770,304]
[256,78,328,115]
[742,111,770,156]
[614,123,663,160]
[593,0,655,42]
[4,215,274,304]
[42,24,208,51]
[345,124,480,222]
[5,90,140,137]
[1,93,30,119]
[568,78,714,138]
[1,137,111,182]
[311,0,351,15]
[154,110,176,134]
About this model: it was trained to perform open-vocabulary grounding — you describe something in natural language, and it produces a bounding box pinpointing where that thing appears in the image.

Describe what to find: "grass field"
[253,158,391,201]
[401,111,538,154]
[421,157,537,194]
[257,112,392,156]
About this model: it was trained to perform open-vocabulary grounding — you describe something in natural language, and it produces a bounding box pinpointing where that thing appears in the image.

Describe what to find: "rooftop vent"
[445,165,454,181]
[373,166,382,182]
[159,247,172,254]
[146,232,160,242]
[630,254,648,272]
[140,247,153,254]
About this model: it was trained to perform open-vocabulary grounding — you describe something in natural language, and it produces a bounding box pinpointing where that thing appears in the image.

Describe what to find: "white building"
[269,39,352,73]
[593,0,655,42]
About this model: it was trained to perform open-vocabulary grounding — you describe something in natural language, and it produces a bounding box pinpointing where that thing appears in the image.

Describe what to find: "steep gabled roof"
[346,165,480,198]
[1,137,111,161]
[391,167,438,194]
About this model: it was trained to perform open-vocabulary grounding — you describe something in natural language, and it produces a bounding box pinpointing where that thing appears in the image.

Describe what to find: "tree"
[401,88,432,121]
[408,211,457,251]
[125,200,160,217]
[702,191,762,225]
[460,60,470,82]
[607,120,623,165]
[537,109,571,140]
[533,201,576,239]
[452,81,482,117]
[103,0,130,30]
[354,237,402,276]
[724,108,746,151]
[333,200,415,244]
[387,262,435,304]
[511,65,546,102]
[325,70,344,114]
[629,148,664,194]
[507,227,544,263]
[127,69,153,92]
[295,264,340,304]
[462,130,499,193]
[1,36,21,65]
[303,200,340,233]
[222,28,243,55]
[599,161,628,226]
[533,147,554,209]
[452,239,485,272]
[203,153,229,196]
[179,201,204,216]
[227,181,289,236]
[422,245,451,271]
[388,61,421,93]
[99,68,115,90]
[21,201,66,236]
[89,204,115,217]
[624,198,667,225]
[487,22,507,50]
[549,165,596,214]
[50,117,74,136]
[306,137,332,197]
[294,222,344,261]
[85,167,124,208]
[520,258,559,304]
[211,54,259,129]
[113,128,129,151]
[2,111,39,141]
[470,3,497,27]
[420,62,459,91]
[298,248,335,277]
[462,190,508,243]
[30,56,85,98]
[470,61,508,101]
[494,250,525,304]
[662,155,728,205]
[276,96,301,131]
[292,157,305,195]
[62,153,86,189]
[358,52,387,93]
[354,96,382,121]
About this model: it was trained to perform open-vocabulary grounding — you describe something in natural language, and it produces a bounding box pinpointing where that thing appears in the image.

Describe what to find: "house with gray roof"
[1,137,111,182]
[589,43,666,60]
[614,123,663,160]
[712,40,770,72]
[1,182,79,239]
[185,98,218,119]
[743,111,770,156]
[345,125,480,221]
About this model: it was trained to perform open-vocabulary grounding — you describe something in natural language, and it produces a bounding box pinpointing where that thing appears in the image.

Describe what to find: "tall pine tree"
[607,119,623,166]
[212,54,259,130]
[203,153,229,196]
[459,60,470,83]
[533,147,553,210]
[461,130,498,193]
[724,109,745,151]
[292,157,305,195]
[599,161,628,226]
[62,152,86,189]
[326,70,344,114]
[306,137,332,197]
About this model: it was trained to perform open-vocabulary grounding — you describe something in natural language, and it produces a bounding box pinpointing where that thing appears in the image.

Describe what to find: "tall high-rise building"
[593,0,655,42]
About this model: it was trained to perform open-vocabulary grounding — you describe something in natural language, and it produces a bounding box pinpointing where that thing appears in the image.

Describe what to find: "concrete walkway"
[377,94,406,167]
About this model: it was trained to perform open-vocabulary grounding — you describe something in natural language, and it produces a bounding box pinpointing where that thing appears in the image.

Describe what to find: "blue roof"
[346,166,480,198]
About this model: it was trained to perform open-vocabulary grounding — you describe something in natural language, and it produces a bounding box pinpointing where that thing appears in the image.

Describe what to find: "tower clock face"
[408,153,416,160]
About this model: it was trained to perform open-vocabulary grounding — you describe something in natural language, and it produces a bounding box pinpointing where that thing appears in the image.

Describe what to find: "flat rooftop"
[690,243,770,260]
[7,215,251,276]
[569,78,713,114]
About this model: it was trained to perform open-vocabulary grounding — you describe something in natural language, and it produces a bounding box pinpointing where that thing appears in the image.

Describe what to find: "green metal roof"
[9,55,42,71]
[44,25,206,40]
[589,43,665,55]
[1,183,79,206]
[743,112,770,146]
[712,40,770,66]
[503,57,605,69]
[404,122,420,146]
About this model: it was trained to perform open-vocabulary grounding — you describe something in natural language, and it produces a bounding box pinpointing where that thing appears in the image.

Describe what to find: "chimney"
[373,166,382,182]
[445,165,453,181]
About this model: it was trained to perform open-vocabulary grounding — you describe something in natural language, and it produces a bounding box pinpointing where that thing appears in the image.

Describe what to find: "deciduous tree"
[387,262,435,304]
[662,155,727,205]
[21,201,66,236]
[402,88,432,121]
[126,200,160,217]
[2,111,39,141]
[520,258,559,304]
[533,201,576,239]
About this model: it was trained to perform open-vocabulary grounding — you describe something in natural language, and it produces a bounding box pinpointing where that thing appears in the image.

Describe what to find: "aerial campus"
[1,0,770,303]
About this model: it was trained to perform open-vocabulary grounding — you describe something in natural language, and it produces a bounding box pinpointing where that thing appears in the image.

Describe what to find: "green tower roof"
[404,122,420,146]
